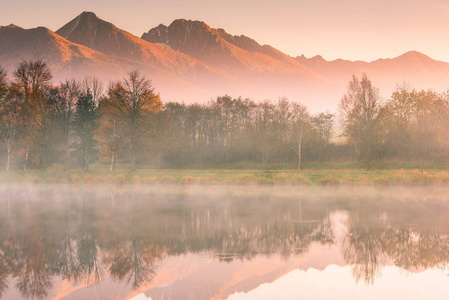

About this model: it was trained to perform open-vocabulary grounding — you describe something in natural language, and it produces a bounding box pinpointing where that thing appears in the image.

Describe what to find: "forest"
[0,60,449,172]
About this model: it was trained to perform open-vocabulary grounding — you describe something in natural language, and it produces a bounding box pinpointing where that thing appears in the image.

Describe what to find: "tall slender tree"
[290,102,310,171]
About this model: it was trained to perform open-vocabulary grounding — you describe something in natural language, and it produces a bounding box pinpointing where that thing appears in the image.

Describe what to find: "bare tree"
[82,77,103,104]
[253,100,278,168]
[339,74,384,168]
[54,79,81,170]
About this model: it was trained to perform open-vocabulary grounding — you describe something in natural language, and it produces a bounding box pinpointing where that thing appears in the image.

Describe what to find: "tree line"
[0,61,448,171]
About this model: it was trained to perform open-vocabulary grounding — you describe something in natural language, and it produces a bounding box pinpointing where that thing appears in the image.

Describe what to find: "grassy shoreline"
[1,167,449,186]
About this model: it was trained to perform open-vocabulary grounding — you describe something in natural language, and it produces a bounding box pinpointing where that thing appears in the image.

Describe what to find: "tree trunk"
[366,141,372,170]
[131,153,136,170]
[63,136,69,171]
[81,148,86,170]
[41,147,47,170]
[156,153,162,170]
[40,121,48,170]
[24,144,29,171]
[85,151,89,171]
[110,118,116,171]
[131,143,136,170]
[110,152,115,171]
[6,143,11,172]
[298,130,303,171]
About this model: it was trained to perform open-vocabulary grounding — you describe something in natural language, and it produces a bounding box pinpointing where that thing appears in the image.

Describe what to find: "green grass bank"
[2,165,449,186]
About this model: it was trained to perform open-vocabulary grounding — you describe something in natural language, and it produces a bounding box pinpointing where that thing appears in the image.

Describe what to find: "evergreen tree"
[73,90,98,171]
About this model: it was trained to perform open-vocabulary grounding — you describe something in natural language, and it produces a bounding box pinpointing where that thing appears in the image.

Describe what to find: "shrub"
[159,176,177,184]
[318,175,340,185]
[373,176,390,185]
[131,175,141,183]
[357,175,372,185]
[202,174,221,184]
[435,172,449,185]
[394,170,407,185]
[181,176,201,184]
[341,176,356,185]
[115,174,127,184]
[70,174,80,183]
[82,174,100,183]
[273,173,310,185]
[47,177,62,183]
[410,169,433,185]
[142,176,158,184]
[227,174,259,185]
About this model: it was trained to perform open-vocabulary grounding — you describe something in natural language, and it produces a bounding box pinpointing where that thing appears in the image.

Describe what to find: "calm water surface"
[1,184,449,299]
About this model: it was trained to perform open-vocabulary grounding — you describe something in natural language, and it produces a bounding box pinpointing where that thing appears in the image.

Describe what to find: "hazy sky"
[2,0,449,62]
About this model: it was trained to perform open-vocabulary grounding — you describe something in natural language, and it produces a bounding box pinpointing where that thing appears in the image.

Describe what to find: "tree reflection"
[108,240,160,289]
[15,271,52,300]
[1,186,449,298]
[0,254,8,299]
[343,200,449,284]
[343,213,387,284]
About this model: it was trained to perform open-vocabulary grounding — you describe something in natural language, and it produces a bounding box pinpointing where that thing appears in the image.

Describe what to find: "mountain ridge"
[0,24,210,100]
[1,11,448,111]
[141,18,323,80]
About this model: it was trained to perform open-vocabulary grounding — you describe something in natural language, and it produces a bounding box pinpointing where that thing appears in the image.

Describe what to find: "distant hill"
[296,51,449,101]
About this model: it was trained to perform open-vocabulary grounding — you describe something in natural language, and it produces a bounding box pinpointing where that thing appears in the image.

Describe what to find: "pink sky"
[2,0,448,62]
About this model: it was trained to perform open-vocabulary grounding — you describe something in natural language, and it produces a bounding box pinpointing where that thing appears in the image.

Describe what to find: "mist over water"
[1,184,449,299]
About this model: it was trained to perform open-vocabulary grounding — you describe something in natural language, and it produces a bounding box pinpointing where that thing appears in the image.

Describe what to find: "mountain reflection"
[1,185,449,299]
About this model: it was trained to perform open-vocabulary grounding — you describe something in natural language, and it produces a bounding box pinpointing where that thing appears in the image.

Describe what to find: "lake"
[1,184,449,299]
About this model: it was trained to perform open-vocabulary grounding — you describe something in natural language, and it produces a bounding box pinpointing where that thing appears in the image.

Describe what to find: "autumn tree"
[0,66,21,171]
[0,87,26,172]
[339,74,384,168]
[384,85,449,160]
[98,96,124,171]
[0,66,7,97]
[410,90,449,159]
[107,70,161,170]
[12,60,53,170]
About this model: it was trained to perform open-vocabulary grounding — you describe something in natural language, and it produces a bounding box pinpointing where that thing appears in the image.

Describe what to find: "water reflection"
[0,185,449,299]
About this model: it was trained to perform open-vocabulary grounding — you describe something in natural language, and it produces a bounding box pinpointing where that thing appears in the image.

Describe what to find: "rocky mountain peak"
[56,11,116,50]
[141,19,223,58]
[4,24,23,29]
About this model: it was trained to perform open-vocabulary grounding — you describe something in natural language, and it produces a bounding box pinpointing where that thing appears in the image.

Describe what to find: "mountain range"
[1,11,448,111]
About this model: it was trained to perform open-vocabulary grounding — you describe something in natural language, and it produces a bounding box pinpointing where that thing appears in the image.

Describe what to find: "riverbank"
[1,168,449,186]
